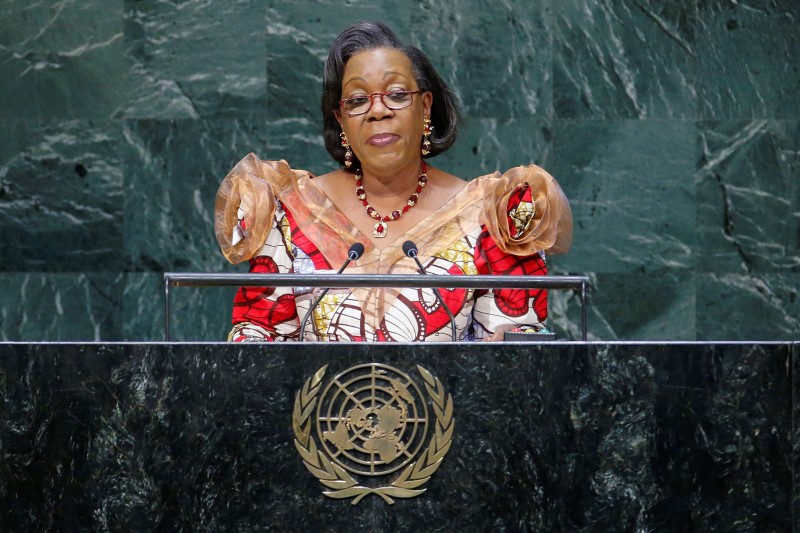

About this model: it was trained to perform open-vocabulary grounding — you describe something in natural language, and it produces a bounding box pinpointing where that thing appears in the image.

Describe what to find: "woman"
[214,21,572,342]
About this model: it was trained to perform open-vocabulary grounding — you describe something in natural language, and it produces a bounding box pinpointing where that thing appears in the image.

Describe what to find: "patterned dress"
[214,154,572,342]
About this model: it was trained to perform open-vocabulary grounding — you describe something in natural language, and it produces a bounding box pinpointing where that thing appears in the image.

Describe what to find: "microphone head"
[348,242,365,260]
[402,240,418,258]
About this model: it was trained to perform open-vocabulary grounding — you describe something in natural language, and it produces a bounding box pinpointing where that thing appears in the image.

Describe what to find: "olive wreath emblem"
[292,364,454,505]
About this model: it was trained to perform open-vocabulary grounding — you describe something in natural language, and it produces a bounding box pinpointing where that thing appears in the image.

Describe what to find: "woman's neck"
[359,161,424,199]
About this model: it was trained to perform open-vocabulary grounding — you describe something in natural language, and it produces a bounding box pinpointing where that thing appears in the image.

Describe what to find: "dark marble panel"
[122,118,271,273]
[0,274,122,341]
[553,0,697,119]
[0,342,791,531]
[644,343,791,530]
[697,273,800,341]
[0,0,129,120]
[696,1,800,119]
[697,120,800,273]
[120,0,269,119]
[551,119,696,273]
[0,120,124,272]
[547,271,695,341]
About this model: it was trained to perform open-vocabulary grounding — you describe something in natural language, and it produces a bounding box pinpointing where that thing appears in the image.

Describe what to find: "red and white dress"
[215,154,572,342]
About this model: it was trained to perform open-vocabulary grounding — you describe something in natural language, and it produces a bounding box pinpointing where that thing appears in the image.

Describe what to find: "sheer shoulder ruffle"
[214,153,298,264]
[481,165,573,256]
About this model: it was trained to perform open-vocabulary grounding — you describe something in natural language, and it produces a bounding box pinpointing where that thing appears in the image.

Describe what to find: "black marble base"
[1,342,795,531]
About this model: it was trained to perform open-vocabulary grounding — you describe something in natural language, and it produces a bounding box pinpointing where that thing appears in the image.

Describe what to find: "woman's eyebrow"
[342,76,367,91]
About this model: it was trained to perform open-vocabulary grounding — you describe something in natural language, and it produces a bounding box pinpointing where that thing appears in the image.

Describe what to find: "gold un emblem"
[293,363,454,504]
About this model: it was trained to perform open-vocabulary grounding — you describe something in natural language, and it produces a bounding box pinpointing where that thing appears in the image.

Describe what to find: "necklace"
[355,161,428,238]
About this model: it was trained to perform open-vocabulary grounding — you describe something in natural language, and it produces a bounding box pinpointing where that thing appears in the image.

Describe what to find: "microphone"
[402,240,458,342]
[299,242,365,341]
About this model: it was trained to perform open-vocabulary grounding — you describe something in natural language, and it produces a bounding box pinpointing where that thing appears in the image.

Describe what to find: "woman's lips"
[367,133,399,146]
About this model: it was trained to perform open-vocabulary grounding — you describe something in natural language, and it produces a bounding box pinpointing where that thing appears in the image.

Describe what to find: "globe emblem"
[316,363,430,476]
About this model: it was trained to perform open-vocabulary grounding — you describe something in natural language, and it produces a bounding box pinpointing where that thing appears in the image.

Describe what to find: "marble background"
[0,0,798,341]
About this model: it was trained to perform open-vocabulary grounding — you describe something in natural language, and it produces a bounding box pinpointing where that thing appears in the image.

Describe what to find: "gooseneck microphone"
[402,240,458,342]
[298,242,365,341]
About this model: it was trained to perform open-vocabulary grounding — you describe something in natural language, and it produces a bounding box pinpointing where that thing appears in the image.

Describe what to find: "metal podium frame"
[163,273,590,341]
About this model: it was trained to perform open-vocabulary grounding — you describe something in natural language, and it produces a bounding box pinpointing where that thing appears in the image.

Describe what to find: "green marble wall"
[0,0,797,341]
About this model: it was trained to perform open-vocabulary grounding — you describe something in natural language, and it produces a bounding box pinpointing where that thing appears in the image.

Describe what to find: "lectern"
[1,341,793,530]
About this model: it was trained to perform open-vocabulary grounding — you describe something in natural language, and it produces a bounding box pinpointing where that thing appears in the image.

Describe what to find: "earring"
[340,131,353,168]
[421,117,433,156]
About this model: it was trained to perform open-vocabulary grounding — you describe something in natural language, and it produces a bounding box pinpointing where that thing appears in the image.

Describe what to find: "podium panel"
[1,342,795,531]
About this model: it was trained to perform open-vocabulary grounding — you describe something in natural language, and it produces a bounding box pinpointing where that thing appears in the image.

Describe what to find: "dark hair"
[322,21,460,168]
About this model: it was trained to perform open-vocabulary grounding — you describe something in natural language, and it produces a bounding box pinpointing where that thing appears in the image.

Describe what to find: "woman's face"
[336,48,432,176]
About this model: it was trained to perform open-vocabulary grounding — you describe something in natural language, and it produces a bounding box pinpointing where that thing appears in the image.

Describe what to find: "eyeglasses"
[339,90,422,116]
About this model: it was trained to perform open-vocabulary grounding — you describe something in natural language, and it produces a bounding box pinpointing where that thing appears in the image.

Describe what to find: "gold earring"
[421,117,433,156]
[340,131,353,168]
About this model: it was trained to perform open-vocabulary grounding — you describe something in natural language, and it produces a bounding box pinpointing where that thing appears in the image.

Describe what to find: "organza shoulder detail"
[214,153,302,264]
[480,165,573,256]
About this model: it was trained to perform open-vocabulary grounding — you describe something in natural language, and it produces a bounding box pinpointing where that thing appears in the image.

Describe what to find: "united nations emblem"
[292,363,454,504]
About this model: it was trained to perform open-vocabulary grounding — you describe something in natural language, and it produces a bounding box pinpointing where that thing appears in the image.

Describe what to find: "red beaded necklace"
[355,161,428,238]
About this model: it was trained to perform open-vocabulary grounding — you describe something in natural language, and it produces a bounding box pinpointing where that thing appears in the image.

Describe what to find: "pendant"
[373,221,387,238]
